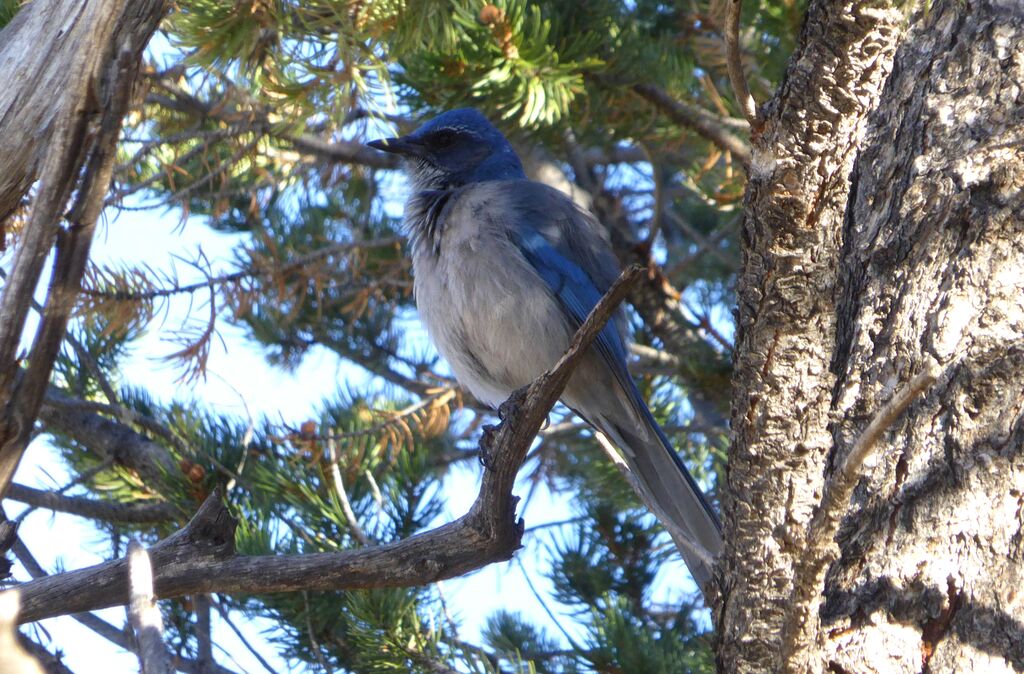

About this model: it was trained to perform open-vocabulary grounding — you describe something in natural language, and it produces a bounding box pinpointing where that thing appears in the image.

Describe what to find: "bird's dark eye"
[430,129,458,148]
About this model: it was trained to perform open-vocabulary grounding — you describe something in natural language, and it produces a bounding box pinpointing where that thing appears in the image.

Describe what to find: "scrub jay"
[368,109,721,593]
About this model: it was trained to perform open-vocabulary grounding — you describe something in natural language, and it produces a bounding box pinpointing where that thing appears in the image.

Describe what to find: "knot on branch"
[160,488,236,561]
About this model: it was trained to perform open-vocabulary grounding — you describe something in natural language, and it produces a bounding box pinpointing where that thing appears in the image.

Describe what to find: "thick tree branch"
[633,83,752,168]
[0,0,142,223]
[12,266,644,624]
[38,388,179,487]
[8,530,236,674]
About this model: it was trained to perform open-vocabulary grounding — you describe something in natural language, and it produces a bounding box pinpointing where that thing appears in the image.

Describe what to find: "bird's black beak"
[366,136,425,157]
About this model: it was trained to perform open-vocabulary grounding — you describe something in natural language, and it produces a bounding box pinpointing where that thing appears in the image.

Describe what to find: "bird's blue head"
[367,108,525,190]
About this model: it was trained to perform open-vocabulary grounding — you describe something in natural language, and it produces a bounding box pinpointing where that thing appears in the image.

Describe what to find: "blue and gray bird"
[368,109,722,594]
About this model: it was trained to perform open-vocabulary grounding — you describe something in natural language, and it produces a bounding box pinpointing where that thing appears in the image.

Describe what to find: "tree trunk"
[0,0,167,494]
[719,0,1024,671]
[0,0,164,225]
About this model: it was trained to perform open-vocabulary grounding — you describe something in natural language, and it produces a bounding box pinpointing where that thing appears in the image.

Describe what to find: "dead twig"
[724,0,758,125]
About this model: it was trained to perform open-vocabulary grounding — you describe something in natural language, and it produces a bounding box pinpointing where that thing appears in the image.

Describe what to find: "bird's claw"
[479,423,498,470]
[497,386,528,421]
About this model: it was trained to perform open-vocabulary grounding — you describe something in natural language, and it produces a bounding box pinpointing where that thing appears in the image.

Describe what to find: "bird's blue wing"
[516,227,647,424]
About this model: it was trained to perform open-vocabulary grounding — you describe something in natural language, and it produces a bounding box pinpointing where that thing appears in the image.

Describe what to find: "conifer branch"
[81,237,403,302]
[12,266,644,624]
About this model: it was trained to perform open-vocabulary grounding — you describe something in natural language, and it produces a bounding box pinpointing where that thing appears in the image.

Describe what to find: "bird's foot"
[497,385,529,421]
[479,424,499,470]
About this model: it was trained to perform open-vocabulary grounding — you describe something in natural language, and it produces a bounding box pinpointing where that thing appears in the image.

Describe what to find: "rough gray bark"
[821,1,1024,671]
[720,0,1024,671]
[719,0,906,670]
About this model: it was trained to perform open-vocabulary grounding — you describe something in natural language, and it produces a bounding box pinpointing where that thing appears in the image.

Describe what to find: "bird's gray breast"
[408,184,574,408]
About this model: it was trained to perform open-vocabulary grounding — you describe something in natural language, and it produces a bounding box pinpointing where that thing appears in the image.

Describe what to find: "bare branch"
[13,266,644,624]
[633,83,752,168]
[779,360,942,673]
[128,541,173,674]
[38,387,179,486]
[5,484,178,524]
[724,0,759,125]
[211,597,279,674]
[193,594,214,674]
[9,532,235,674]
[15,636,75,674]
[285,134,399,170]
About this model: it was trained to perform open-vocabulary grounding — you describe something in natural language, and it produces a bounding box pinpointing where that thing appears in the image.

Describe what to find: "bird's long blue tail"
[595,388,722,596]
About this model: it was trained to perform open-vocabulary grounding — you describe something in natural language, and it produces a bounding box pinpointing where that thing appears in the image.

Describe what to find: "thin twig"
[194,594,214,673]
[302,591,331,673]
[127,540,173,674]
[514,557,582,653]
[724,0,758,125]
[641,144,664,249]
[522,517,585,534]
[680,299,734,352]
[325,438,371,546]
[662,209,737,271]
[434,581,460,638]
[211,596,279,674]
[779,360,942,673]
